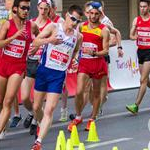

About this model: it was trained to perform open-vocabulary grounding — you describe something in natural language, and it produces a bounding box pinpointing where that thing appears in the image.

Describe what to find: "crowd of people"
[0,0,150,150]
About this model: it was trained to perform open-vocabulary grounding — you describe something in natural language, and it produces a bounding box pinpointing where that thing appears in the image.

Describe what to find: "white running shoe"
[59,108,68,122]
[0,130,6,140]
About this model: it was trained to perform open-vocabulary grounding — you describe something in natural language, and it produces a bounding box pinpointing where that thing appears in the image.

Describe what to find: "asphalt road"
[1,88,150,150]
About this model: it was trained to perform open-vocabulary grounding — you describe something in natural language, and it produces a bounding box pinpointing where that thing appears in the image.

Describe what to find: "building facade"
[30,0,139,39]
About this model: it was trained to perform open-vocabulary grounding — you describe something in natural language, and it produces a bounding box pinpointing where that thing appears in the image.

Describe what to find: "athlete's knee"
[33,103,41,114]
[3,97,14,108]
[44,107,55,117]
[140,77,148,85]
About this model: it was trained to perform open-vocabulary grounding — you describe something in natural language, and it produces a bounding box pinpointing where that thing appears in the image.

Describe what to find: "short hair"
[51,0,56,8]
[13,0,30,8]
[84,1,93,11]
[139,0,150,5]
[68,5,83,16]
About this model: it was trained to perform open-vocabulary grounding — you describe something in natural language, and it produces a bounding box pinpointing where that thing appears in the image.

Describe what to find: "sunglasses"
[68,13,81,24]
[19,6,30,11]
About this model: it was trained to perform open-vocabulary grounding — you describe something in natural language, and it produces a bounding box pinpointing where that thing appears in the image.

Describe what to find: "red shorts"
[78,58,108,79]
[0,59,26,78]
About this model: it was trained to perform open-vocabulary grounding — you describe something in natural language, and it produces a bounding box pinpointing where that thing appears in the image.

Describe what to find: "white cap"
[38,0,52,6]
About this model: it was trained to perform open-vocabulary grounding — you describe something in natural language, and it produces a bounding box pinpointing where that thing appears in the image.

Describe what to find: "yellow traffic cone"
[78,143,85,150]
[58,130,66,150]
[66,139,74,150]
[70,125,80,146]
[86,121,100,142]
[112,146,118,150]
[55,135,61,150]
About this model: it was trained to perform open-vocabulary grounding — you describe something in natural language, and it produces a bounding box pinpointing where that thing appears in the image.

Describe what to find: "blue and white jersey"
[41,23,78,71]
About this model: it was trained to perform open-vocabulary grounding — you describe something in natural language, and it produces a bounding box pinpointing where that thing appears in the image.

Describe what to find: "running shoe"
[85,119,94,131]
[30,124,37,135]
[69,113,76,120]
[59,109,68,122]
[9,115,22,128]
[126,103,138,114]
[67,118,82,132]
[31,141,42,150]
[0,130,6,140]
[23,114,33,128]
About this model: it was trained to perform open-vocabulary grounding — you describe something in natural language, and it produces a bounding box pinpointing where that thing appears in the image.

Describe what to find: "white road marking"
[74,138,133,149]
[6,107,150,137]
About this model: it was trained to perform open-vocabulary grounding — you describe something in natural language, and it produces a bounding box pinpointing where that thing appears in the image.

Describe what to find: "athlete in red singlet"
[19,0,51,135]
[0,0,39,135]
[68,1,110,131]
[126,0,150,114]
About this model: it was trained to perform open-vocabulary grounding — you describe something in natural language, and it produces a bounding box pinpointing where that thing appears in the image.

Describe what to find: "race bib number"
[81,42,98,58]
[4,39,25,58]
[50,49,69,65]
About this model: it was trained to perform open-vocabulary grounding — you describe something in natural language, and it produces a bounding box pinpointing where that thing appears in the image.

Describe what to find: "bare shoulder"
[132,17,138,26]
[102,26,110,34]
[0,20,10,30]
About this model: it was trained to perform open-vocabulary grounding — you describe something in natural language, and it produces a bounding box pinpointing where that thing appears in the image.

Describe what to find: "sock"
[32,119,37,125]
[76,116,82,120]
[36,138,42,143]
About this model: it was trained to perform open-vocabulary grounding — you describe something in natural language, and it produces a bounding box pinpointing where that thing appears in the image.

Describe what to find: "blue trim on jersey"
[40,44,48,66]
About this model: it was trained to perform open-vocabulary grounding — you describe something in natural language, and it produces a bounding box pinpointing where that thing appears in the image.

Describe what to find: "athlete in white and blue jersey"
[30,5,83,150]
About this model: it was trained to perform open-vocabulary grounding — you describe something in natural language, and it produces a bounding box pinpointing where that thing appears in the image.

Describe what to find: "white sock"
[36,138,42,143]
[76,116,82,120]
[31,119,37,125]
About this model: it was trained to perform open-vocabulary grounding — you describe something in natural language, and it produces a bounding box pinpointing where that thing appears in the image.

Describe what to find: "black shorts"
[104,55,110,64]
[137,49,150,64]
[26,58,39,78]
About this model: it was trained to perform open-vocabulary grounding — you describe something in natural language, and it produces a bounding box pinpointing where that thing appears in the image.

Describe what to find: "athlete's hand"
[14,25,27,39]
[28,46,38,56]
[83,47,94,55]
[48,33,63,45]
[117,49,124,57]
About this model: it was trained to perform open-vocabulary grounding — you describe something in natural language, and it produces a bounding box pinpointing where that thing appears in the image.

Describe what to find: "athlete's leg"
[59,84,68,121]
[33,90,46,123]
[136,61,150,106]
[21,77,34,112]
[91,78,101,119]
[0,76,7,112]
[75,73,90,116]
[37,93,60,142]
[0,73,24,132]
[99,75,108,111]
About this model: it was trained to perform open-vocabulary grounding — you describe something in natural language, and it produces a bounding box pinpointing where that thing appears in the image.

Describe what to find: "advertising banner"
[109,40,140,90]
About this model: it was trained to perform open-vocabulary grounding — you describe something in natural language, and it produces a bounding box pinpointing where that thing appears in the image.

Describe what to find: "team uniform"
[0,19,32,78]
[52,15,64,23]
[26,18,51,78]
[78,21,108,79]
[136,16,150,64]
[35,23,78,93]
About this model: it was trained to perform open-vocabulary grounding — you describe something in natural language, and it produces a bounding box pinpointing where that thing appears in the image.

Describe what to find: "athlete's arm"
[130,17,138,40]
[33,23,63,47]
[31,22,39,37]
[108,26,123,57]
[95,27,110,56]
[28,22,40,55]
[0,21,26,48]
[72,32,83,59]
